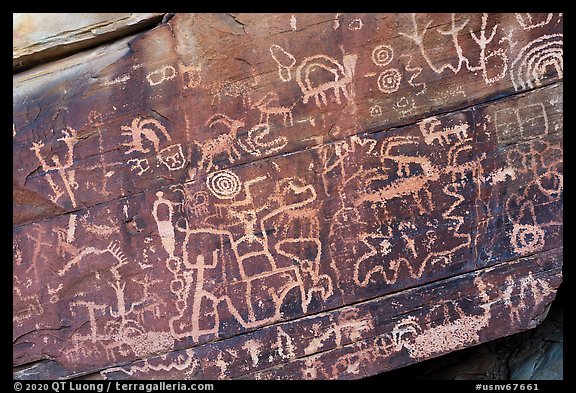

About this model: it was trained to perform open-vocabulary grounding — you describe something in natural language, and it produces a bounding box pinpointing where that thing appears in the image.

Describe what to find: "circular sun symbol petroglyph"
[377,68,402,93]
[369,105,383,117]
[206,170,242,199]
[372,44,394,67]
[511,224,545,254]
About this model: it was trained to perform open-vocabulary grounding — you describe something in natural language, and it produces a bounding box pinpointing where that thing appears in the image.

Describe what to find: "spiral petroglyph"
[206,170,242,199]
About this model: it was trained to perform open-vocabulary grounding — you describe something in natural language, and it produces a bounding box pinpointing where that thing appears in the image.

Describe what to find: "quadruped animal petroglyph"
[13,13,562,380]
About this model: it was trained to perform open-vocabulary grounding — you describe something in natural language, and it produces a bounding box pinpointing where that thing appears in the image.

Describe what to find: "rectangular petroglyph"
[13,13,562,380]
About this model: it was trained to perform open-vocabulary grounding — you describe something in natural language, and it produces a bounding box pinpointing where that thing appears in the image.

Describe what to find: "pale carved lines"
[467,13,508,85]
[146,65,177,87]
[30,127,79,207]
[295,53,357,107]
[206,170,242,200]
[419,117,469,146]
[370,43,402,94]
[515,13,554,31]
[270,44,297,82]
[400,54,426,95]
[251,92,295,127]
[399,13,508,85]
[372,45,393,67]
[121,117,171,155]
[377,68,402,94]
[122,116,187,174]
[494,103,549,144]
[348,18,363,31]
[510,34,563,91]
[148,172,333,341]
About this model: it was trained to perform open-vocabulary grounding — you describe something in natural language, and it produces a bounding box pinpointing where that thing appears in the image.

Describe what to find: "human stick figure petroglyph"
[400,13,508,85]
[30,127,79,207]
[399,13,470,75]
[467,13,508,85]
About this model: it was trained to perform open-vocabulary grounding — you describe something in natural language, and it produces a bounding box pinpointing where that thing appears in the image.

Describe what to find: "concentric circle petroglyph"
[377,68,402,93]
[372,44,394,67]
[369,105,383,117]
[206,170,242,199]
[511,224,545,254]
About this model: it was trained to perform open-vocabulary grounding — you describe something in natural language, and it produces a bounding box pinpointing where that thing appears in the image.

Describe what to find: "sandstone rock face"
[13,13,164,71]
[13,13,563,380]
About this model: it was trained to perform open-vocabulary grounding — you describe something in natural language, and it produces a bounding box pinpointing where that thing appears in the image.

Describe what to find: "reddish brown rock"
[13,13,563,380]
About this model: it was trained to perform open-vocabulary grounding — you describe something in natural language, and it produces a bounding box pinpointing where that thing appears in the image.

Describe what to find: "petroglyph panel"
[13,13,563,225]
[14,13,562,380]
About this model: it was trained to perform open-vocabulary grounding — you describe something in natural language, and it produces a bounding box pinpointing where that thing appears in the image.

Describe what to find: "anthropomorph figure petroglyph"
[30,127,79,207]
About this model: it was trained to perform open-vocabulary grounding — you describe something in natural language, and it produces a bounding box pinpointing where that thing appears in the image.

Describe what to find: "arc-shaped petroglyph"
[510,34,563,91]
